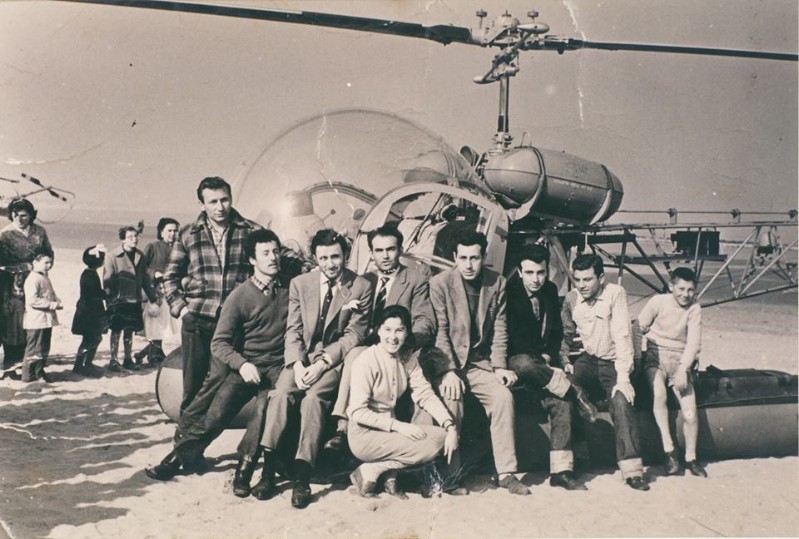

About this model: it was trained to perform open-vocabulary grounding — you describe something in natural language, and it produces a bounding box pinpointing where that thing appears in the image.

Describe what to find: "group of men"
[144,175,659,510]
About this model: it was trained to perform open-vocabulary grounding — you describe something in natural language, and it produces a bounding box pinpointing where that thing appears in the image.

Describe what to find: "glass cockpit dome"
[235,109,479,257]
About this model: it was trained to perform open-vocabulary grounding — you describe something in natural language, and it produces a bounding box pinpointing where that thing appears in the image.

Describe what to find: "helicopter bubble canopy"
[235,109,483,257]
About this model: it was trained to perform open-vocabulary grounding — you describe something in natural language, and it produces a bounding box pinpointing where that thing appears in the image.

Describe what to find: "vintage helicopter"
[59,0,798,465]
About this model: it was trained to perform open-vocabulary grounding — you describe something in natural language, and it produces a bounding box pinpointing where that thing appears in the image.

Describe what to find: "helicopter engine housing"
[482,146,624,225]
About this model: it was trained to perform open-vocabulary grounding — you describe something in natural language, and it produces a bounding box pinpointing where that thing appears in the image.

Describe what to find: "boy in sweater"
[22,254,62,382]
[638,267,707,478]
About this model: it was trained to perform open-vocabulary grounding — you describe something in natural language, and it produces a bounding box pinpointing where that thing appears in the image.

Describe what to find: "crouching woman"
[348,305,457,498]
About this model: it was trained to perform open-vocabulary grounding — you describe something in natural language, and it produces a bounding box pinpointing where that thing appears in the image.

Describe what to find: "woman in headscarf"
[0,199,54,372]
[103,224,155,371]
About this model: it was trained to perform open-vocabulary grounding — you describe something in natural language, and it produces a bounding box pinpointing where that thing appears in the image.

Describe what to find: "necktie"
[372,276,389,326]
[319,279,334,329]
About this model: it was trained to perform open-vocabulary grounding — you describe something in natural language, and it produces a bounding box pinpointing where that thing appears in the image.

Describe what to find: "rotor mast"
[471,10,550,153]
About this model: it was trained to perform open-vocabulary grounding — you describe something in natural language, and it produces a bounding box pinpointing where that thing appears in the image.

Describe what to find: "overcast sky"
[0,0,796,226]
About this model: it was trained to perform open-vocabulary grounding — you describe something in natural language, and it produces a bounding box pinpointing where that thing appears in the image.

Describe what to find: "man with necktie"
[324,225,435,453]
[253,229,372,508]
[506,244,597,490]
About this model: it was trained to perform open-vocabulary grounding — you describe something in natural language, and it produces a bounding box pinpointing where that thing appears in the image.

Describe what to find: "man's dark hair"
[572,253,604,277]
[156,217,180,240]
[8,198,37,223]
[367,225,404,251]
[670,266,697,285]
[518,244,550,267]
[310,228,349,257]
[196,177,232,202]
[454,231,488,256]
[245,229,282,260]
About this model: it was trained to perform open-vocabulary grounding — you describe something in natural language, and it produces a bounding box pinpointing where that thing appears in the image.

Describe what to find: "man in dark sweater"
[507,244,596,490]
[145,229,289,498]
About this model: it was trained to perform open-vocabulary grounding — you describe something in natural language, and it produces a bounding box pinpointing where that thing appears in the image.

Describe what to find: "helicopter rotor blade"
[537,37,798,62]
[57,0,476,45]
[57,1,797,61]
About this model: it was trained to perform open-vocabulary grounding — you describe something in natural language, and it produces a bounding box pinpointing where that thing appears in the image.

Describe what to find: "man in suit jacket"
[507,244,596,491]
[427,231,529,496]
[325,225,436,452]
[255,229,372,508]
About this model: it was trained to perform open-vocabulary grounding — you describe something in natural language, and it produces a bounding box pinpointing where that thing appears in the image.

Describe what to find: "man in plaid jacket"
[164,176,261,415]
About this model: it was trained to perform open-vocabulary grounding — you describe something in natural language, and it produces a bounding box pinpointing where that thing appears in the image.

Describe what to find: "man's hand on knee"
[492,368,518,388]
[440,371,464,401]
[612,380,636,405]
[239,362,260,384]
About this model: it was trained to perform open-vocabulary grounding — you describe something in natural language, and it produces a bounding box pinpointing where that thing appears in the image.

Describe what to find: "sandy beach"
[0,246,797,539]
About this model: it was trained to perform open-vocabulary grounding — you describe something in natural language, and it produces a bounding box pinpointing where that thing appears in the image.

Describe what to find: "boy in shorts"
[638,267,707,477]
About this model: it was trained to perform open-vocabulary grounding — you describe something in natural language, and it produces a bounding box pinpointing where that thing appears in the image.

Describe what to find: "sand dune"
[0,247,796,539]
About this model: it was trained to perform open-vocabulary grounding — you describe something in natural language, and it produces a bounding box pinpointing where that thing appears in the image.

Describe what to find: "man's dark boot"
[291,460,313,509]
[145,451,182,481]
[232,451,261,498]
[251,452,278,501]
[567,384,597,423]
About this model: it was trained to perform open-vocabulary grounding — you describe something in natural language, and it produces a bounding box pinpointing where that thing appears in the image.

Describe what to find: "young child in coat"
[21,253,62,382]
[638,266,707,478]
[71,245,107,377]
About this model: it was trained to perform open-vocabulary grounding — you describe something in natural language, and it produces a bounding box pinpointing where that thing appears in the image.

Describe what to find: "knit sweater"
[210,278,289,370]
[638,293,701,368]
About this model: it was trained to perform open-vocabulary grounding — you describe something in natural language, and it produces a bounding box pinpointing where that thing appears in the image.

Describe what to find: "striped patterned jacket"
[163,209,261,319]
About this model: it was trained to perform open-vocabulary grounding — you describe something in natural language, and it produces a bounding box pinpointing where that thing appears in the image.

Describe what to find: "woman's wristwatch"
[442,419,456,432]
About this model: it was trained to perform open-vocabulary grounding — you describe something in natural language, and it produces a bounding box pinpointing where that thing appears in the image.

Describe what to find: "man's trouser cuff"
[550,450,573,475]
[618,457,643,479]
[545,368,571,399]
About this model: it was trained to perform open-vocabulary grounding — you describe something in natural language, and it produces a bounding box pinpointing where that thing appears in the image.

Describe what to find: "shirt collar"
[251,274,275,295]
[190,208,250,233]
[578,283,607,305]
[319,271,341,288]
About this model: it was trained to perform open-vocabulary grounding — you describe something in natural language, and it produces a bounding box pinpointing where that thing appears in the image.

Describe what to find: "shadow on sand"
[0,384,171,538]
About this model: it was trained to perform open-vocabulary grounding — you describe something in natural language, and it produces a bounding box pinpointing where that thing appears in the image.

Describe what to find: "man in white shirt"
[560,254,649,491]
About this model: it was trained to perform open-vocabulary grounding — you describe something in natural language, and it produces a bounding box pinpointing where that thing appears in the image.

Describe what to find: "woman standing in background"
[0,199,54,376]
[137,217,180,366]
[103,223,155,372]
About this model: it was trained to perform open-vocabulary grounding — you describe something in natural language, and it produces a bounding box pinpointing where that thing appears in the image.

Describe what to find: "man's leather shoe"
[291,479,312,508]
[549,471,587,491]
[572,385,598,423]
[665,450,683,476]
[145,451,182,481]
[251,475,277,501]
[498,474,531,496]
[686,460,707,478]
[108,360,122,372]
[626,476,650,491]
[232,456,258,498]
[349,467,379,498]
[324,431,348,453]
[383,475,408,500]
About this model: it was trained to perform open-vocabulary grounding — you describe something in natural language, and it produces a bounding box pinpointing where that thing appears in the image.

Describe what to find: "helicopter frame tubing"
[540,211,798,308]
